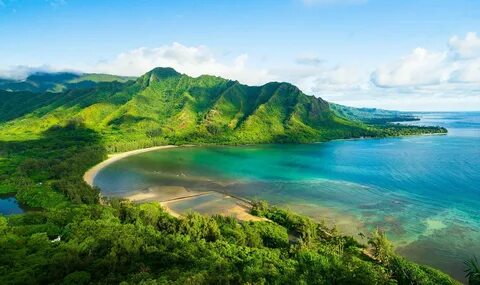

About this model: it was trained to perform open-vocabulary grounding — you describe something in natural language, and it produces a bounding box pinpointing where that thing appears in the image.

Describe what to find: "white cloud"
[0,65,79,80]
[371,48,450,87]
[303,66,366,93]
[266,59,367,98]
[319,66,365,86]
[93,43,273,86]
[449,32,480,59]
[296,55,324,66]
[371,33,480,88]
[289,33,480,111]
[450,59,480,83]
[1,33,479,111]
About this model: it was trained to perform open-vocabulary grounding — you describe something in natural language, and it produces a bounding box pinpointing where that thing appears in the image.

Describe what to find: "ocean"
[94,112,480,281]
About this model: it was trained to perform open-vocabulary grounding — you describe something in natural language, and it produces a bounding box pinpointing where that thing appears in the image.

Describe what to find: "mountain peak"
[137,67,182,87]
[147,67,181,79]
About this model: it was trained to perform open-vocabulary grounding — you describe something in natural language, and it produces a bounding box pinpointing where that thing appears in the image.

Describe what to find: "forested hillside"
[0,67,445,151]
[330,103,419,124]
[0,123,457,284]
[0,68,454,284]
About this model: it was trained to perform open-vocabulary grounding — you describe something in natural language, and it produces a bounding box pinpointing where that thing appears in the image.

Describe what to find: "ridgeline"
[0,68,455,285]
[0,67,445,151]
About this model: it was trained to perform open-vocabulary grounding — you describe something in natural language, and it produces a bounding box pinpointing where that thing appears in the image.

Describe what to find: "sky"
[1,0,479,111]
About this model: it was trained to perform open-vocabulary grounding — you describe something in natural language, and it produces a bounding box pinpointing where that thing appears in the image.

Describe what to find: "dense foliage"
[330,103,420,124]
[0,122,104,206]
[465,257,480,285]
[0,68,446,152]
[0,68,455,284]
[0,195,459,284]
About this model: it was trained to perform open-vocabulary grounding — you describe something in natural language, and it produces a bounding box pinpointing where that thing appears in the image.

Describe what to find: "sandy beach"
[125,187,267,222]
[83,145,177,187]
[83,145,264,222]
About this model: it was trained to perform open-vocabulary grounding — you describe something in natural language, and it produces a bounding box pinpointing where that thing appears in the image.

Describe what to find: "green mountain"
[0,71,134,93]
[330,103,419,124]
[0,67,444,151]
[0,67,455,284]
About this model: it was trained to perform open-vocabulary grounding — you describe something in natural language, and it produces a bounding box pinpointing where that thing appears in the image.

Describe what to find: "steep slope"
[0,67,445,150]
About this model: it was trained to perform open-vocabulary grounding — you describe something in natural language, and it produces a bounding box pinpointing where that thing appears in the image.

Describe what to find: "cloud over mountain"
[0,65,76,80]
[1,32,478,111]
[93,43,273,86]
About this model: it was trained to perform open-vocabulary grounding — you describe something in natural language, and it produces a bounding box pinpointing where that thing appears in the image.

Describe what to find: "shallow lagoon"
[95,112,480,281]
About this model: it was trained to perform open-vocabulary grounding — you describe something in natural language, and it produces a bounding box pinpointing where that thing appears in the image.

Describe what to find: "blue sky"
[1,0,479,110]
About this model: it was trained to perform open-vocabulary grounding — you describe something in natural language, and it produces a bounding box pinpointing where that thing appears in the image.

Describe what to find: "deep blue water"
[0,194,24,215]
[95,112,480,281]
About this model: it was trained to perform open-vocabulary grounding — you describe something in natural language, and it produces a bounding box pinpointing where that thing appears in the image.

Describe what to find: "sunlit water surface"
[95,112,480,281]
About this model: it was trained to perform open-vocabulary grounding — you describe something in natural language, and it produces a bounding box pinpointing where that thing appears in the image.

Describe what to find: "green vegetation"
[0,181,459,284]
[0,122,104,206]
[330,103,419,124]
[0,68,453,284]
[251,201,458,285]
[465,256,480,285]
[0,67,446,152]
[0,71,134,93]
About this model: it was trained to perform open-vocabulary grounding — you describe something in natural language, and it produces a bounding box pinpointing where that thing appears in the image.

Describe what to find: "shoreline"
[83,145,177,187]
[80,136,468,280]
[82,129,447,222]
[321,131,447,144]
[83,145,265,221]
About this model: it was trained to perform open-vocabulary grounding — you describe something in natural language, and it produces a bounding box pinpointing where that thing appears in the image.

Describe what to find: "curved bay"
[94,112,480,281]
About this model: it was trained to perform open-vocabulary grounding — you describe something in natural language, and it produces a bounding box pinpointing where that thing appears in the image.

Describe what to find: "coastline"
[83,145,177,187]
[83,145,265,222]
[83,131,446,221]
[82,123,448,223]
[321,131,447,144]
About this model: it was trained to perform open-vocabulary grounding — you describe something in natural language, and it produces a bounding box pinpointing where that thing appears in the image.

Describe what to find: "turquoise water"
[95,112,480,281]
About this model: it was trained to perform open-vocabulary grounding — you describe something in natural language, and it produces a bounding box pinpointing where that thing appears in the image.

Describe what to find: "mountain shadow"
[0,121,107,207]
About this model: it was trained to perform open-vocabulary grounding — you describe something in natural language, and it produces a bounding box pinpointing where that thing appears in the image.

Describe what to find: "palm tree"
[465,256,480,285]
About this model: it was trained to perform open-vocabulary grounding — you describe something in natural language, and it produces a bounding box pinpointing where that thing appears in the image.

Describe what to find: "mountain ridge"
[0,67,455,285]
[0,67,445,151]
[0,71,135,93]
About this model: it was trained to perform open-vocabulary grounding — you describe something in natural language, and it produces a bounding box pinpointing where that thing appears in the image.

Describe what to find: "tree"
[368,228,394,265]
[465,256,480,285]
